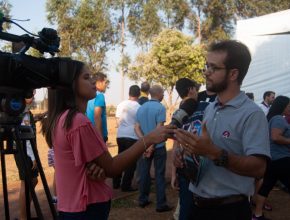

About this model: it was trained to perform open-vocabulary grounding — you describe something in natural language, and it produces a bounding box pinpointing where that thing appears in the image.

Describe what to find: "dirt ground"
[1,117,290,220]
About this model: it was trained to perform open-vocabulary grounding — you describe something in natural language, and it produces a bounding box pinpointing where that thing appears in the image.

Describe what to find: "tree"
[46,0,76,56]
[108,0,134,100]
[127,0,162,50]
[125,1,290,47]
[160,0,191,30]
[108,0,194,101]
[128,29,205,115]
[127,0,193,49]
[46,0,117,73]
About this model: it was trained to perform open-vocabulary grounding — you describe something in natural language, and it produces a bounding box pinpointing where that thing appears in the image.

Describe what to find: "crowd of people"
[13,40,290,220]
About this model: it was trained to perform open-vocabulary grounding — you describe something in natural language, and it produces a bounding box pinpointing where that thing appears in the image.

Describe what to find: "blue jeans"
[138,146,167,209]
[177,173,194,220]
[58,200,111,220]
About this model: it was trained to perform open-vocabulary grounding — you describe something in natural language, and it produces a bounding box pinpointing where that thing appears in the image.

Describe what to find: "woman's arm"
[271,128,290,145]
[88,125,175,178]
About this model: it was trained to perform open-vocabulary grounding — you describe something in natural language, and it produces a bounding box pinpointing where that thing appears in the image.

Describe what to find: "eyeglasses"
[203,64,227,74]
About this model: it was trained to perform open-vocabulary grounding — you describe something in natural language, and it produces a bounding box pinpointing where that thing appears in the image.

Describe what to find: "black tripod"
[0,114,57,220]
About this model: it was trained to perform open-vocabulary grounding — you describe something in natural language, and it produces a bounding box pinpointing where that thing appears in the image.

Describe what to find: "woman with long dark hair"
[253,96,290,220]
[45,60,174,220]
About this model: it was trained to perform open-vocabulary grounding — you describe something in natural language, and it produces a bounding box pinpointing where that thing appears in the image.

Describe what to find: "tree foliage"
[128,29,205,112]
[110,0,190,49]
[0,0,11,31]
[127,0,162,49]
[160,0,191,30]
[44,0,290,82]
[46,0,117,73]
[113,0,290,50]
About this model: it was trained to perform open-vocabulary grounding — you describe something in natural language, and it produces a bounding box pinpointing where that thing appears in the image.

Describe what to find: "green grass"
[111,197,135,208]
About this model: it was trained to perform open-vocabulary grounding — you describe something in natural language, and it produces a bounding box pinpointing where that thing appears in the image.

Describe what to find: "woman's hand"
[86,161,106,181]
[145,125,176,145]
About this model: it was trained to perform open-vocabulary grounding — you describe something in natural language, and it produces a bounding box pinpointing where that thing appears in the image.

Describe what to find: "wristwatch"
[213,149,229,167]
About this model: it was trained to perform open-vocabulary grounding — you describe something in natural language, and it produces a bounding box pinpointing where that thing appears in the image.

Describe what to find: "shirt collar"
[140,91,148,98]
[261,101,269,108]
[214,91,247,109]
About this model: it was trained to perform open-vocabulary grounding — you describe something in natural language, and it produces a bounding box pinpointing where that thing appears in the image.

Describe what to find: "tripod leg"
[0,141,10,220]
[13,129,44,220]
[22,140,32,220]
[30,138,58,220]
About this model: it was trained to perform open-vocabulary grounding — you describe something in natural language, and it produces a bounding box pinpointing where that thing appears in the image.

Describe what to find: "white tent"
[236,9,290,103]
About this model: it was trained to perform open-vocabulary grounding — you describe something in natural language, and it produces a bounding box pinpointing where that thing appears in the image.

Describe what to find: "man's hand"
[86,161,106,181]
[174,123,220,159]
[171,173,179,190]
[143,145,154,158]
[173,147,184,168]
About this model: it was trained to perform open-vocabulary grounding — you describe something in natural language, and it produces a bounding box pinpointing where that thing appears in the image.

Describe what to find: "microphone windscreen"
[170,98,198,128]
[179,98,198,116]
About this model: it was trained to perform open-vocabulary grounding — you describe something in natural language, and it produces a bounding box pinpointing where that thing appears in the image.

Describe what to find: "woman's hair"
[267,95,290,121]
[45,60,85,147]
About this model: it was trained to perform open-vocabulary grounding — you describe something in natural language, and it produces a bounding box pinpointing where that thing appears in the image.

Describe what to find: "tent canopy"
[236,9,290,103]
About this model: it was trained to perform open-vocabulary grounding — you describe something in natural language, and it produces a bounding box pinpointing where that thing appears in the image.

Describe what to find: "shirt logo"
[222,131,230,138]
[184,120,202,136]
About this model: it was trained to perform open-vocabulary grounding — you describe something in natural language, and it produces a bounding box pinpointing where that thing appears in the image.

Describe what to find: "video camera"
[0,12,80,118]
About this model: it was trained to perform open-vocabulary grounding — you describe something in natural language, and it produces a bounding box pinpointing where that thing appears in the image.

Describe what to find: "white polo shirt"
[116,100,140,139]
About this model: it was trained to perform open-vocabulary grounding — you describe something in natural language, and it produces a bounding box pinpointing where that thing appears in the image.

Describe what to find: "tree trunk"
[120,5,125,101]
[166,89,175,123]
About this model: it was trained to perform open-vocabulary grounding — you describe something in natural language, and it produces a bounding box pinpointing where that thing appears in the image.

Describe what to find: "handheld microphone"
[170,98,198,128]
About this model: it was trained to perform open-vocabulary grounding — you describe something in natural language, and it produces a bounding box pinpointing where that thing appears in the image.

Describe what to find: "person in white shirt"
[14,91,39,220]
[258,91,275,115]
[112,85,141,191]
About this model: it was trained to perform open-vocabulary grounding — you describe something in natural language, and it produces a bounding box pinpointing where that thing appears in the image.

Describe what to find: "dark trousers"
[189,198,251,220]
[112,138,137,190]
[58,201,111,220]
[259,157,290,197]
[138,146,167,209]
[177,174,194,220]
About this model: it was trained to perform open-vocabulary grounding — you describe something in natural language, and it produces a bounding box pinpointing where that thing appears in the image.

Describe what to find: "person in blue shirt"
[86,72,109,142]
[253,96,290,220]
[135,85,173,212]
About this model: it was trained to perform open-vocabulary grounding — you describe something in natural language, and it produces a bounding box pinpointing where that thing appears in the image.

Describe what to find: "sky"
[8,0,137,105]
